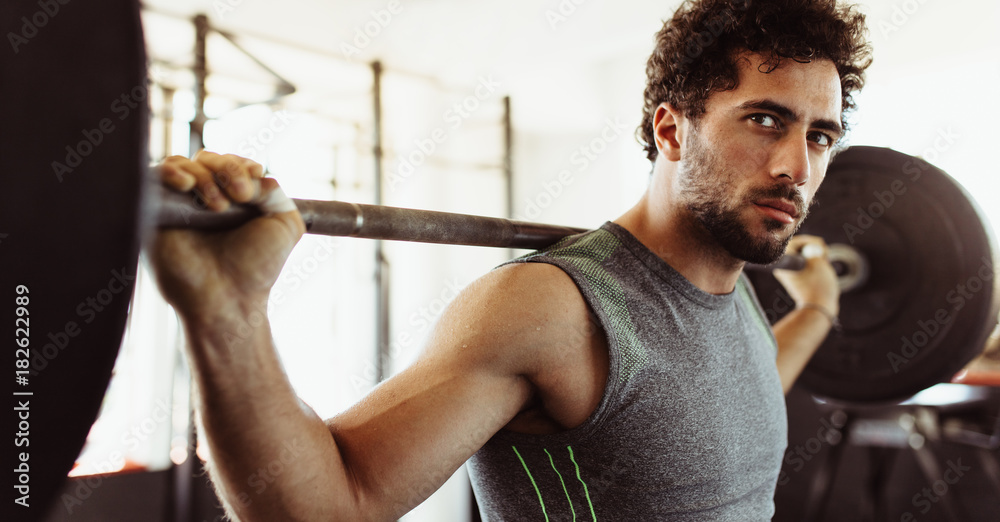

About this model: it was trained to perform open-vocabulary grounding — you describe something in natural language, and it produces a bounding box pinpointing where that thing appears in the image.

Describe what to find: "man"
[152,0,871,519]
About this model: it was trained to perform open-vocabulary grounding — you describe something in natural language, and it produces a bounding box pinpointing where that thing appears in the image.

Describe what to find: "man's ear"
[653,103,685,162]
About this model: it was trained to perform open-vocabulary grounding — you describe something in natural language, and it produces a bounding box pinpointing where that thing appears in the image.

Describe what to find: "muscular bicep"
[324,264,566,520]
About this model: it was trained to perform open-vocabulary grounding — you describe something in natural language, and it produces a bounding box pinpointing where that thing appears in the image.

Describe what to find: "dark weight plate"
[747,146,1000,402]
[0,0,148,518]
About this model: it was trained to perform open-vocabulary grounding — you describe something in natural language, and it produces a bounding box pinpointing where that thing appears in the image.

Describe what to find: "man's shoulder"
[469,261,589,327]
[462,262,609,432]
[429,261,598,377]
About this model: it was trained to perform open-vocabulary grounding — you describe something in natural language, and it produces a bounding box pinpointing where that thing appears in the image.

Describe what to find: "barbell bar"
[156,185,842,274]
[157,185,589,251]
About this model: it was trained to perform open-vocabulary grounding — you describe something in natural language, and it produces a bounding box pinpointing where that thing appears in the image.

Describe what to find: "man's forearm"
[182,305,353,521]
[772,306,836,394]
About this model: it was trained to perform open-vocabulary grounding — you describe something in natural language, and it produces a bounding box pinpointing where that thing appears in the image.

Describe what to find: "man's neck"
[614,191,745,295]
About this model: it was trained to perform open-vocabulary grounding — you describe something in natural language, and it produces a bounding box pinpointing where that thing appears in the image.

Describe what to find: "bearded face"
[676,126,809,265]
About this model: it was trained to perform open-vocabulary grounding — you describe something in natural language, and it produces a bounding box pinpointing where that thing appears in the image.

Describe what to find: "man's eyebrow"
[736,99,844,138]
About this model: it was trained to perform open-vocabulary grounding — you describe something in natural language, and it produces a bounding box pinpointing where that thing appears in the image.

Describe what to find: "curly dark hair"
[638,0,872,162]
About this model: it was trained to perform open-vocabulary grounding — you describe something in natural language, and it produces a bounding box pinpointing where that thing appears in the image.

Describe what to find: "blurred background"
[44,0,999,520]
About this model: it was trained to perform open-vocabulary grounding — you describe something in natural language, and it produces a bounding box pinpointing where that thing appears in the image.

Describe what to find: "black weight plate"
[747,146,1000,402]
[0,0,148,519]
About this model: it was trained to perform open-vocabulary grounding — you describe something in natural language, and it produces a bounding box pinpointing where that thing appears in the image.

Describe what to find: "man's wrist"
[797,302,842,332]
[179,294,274,352]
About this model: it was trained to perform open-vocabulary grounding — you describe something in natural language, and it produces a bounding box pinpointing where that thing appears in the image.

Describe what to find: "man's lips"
[753,198,800,224]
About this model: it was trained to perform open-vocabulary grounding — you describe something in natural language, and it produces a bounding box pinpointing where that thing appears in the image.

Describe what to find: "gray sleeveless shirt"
[467,222,787,521]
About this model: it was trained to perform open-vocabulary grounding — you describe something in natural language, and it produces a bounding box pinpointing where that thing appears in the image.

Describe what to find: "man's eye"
[809,131,833,147]
[750,114,778,128]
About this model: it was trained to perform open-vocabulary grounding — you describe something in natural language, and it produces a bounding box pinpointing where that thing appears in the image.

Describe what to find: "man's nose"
[770,135,811,186]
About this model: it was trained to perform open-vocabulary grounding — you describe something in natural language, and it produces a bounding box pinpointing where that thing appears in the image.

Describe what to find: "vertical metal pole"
[372,61,389,383]
[502,96,514,259]
[161,86,175,160]
[190,14,209,154]
[173,15,208,522]
[170,372,196,522]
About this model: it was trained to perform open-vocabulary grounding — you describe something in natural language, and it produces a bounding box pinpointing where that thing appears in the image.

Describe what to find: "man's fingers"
[158,153,227,210]
[197,176,231,211]
[786,234,828,258]
[158,151,267,212]
[159,156,198,192]
[157,153,292,219]
[247,160,265,180]
[193,150,262,203]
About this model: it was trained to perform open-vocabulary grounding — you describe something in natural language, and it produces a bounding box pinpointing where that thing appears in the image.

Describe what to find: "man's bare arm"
[151,153,600,520]
[180,265,557,521]
[771,235,840,393]
[772,304,837,393]
[322,262,597,518]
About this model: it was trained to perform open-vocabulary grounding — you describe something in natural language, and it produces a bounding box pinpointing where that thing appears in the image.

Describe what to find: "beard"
[677,131,808,265]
